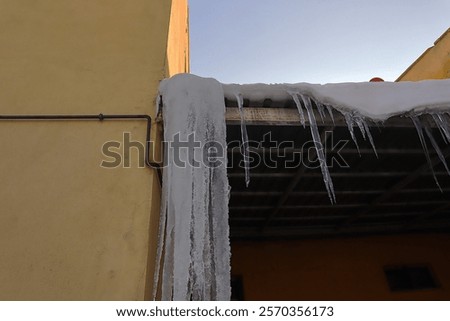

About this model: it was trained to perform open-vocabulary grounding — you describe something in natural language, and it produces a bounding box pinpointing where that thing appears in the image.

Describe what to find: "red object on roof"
[370,77,384,82]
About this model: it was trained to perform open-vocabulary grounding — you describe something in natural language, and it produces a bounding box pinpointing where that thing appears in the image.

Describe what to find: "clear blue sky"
[189,0,450,84]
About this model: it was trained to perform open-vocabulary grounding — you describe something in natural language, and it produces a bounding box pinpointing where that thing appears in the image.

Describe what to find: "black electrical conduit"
[0,113,162,184]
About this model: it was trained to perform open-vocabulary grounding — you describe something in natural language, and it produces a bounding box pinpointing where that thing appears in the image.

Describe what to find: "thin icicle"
[432,113,450,143]
[298,94,336,203]
[433,115,449,144]
[352,114,378,158]
[362,120,378,158]
[326,104,335,125]
[344,112,360,155]
[289,91,306,128]
[440,112,450,141]
[411,115,442,191]
[235,93,251,187]
[423,125,450,176]
[354,116,366,140]
[316,101,326,124]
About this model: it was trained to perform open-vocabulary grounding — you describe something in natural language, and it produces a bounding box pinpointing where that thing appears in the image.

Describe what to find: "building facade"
[1,1,449,301]
[397,28,450,81]
[0,0,188,300]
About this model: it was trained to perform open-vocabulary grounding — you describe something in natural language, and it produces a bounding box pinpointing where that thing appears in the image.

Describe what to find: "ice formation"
[223,79,450,202]
[154,74,231,301]
[155,74,450,300]
[290,92,336,203]
[233,92,250,187]
[410,113,450,191]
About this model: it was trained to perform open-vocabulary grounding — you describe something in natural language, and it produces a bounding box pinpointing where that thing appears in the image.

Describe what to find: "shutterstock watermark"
[100,131,350,170]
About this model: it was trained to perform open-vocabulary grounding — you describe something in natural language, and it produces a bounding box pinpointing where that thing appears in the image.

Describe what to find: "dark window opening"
[384,265,438,292]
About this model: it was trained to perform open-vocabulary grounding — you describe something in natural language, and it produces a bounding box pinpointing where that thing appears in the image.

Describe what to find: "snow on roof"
[223,79,450,121]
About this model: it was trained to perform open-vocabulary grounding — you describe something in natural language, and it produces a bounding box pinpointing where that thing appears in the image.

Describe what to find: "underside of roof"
[225,95,450,240]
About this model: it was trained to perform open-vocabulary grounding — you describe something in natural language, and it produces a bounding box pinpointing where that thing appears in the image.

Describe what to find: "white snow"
[223,79,450,121]
[154,74,231,301]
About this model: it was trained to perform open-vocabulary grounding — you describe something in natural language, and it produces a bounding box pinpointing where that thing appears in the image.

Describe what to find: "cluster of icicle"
[410,111,450,190]
[289,91,379,203]
[233,90,450,203]
[153,74,231,301]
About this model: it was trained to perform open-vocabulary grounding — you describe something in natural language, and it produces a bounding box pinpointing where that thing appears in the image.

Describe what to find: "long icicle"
[316,102,326,124]
[353,114,378,157]
[423,124,450,176]
[432,113,450,143]
[326,104,335,125]
[344,112,360,155]
[362,120,378,158]
[354,116,366,140]
[298,94,336,203]
[411,115,442,191]
[235,93,251,187]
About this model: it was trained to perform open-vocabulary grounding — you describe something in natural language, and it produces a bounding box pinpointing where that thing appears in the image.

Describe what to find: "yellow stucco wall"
[397,28,450,81]
[232,233,450,300]
[167,0,190,76]
[0,0,188,300]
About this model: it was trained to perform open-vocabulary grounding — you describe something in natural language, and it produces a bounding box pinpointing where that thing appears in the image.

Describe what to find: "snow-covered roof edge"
[223,79,450,121]
[157,74,450,208]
